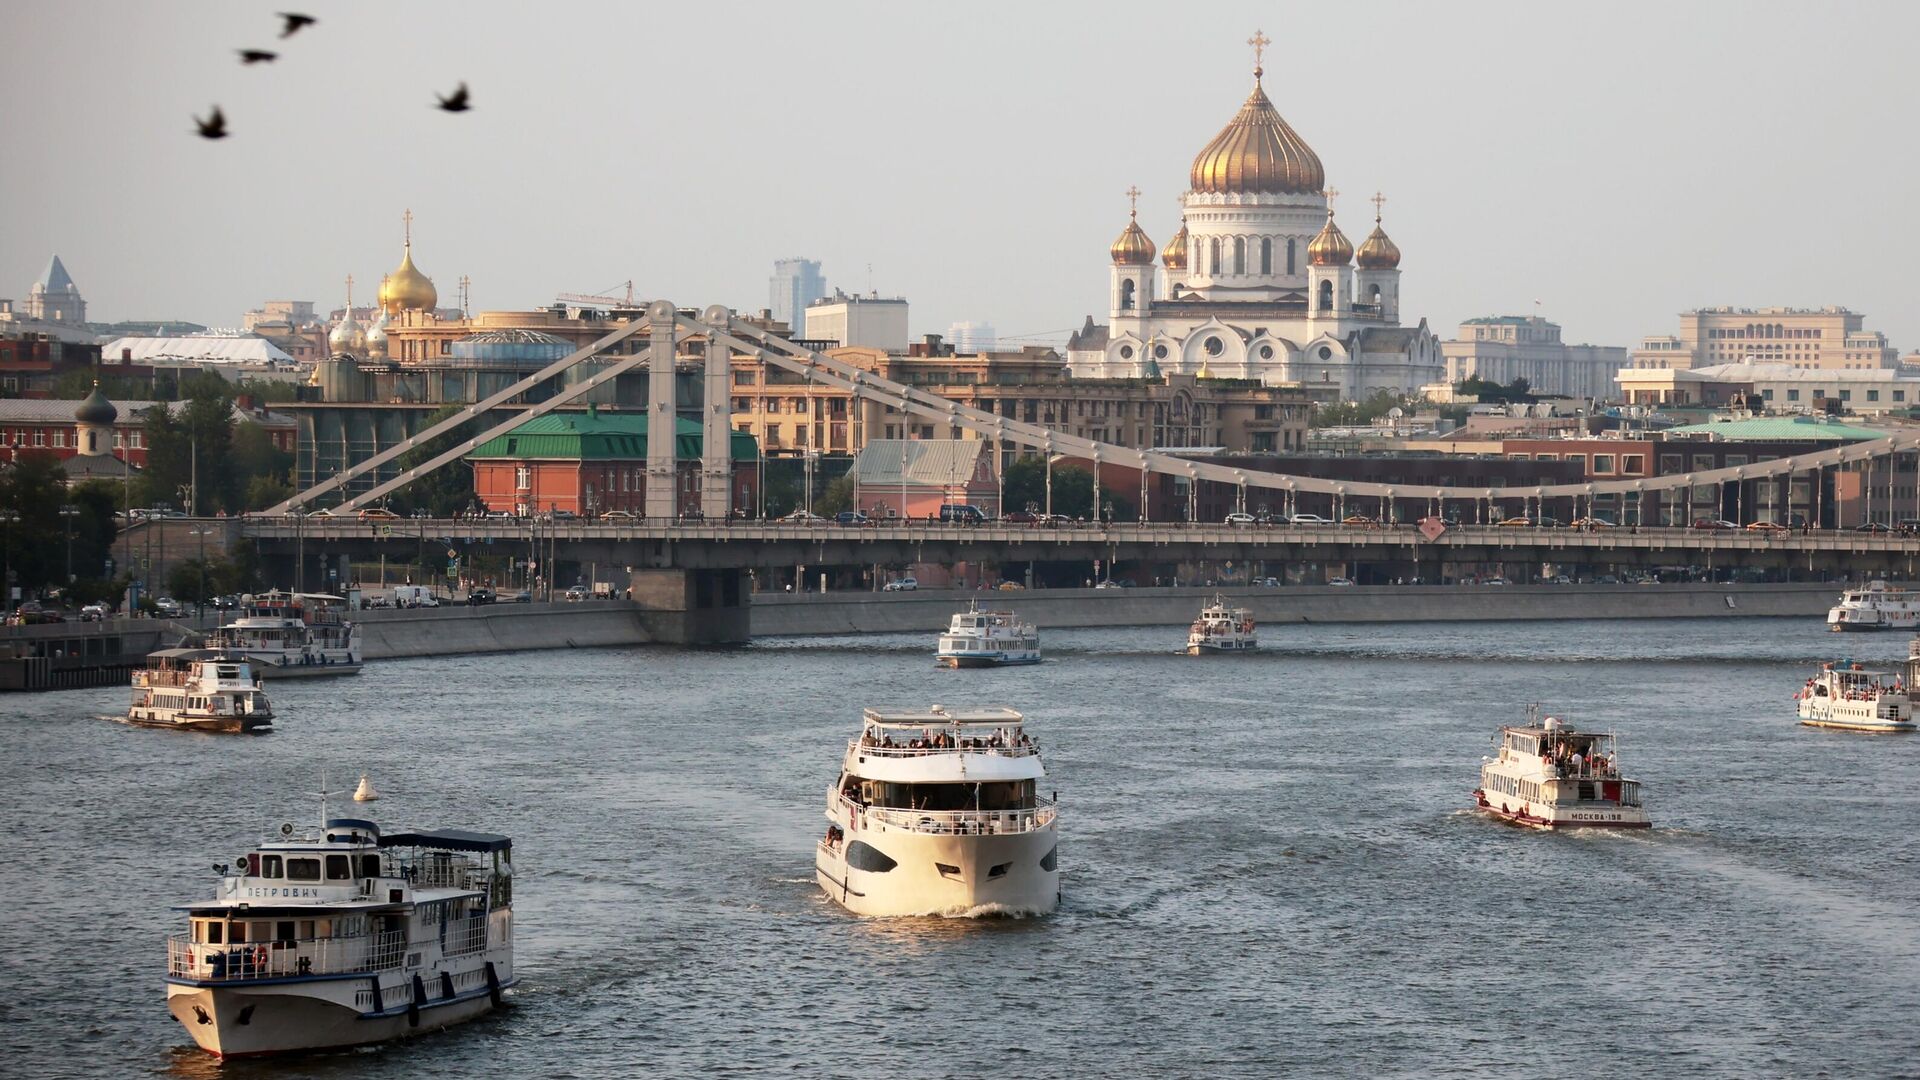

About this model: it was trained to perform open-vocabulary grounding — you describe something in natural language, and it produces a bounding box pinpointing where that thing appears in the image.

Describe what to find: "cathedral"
[1067,38,1444,400]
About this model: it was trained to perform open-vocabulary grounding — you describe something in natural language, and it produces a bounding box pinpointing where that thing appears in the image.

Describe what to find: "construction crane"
[553,280,641,308]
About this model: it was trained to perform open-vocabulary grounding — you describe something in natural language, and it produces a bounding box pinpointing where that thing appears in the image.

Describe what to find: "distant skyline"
[6,1,1918,353]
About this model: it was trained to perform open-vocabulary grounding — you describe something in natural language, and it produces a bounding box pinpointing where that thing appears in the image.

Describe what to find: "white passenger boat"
[1187,595,1257,654]
[1473,709,1649,829]
[166,811,515,1058]
[1796,662,1915,732]
[817,706,1059,917]
[211,591,363,677]
[129,649,273,733]
[1826,580,1920,632]
[935,601,1040,667]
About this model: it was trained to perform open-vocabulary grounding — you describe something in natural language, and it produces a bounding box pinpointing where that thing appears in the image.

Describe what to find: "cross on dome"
[1372,191,1387,222]
[1247,29,1271,80]
[1323,187,1340,214]
[1125,185,1141,217]
[344,273,354,307]
[402,208,413,247]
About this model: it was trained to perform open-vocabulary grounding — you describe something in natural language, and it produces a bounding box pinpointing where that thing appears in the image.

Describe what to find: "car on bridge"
[1224,512,1257,526]
[1342,515,1380,528]
[601,510,641,522]
[1001,510,1040,524]
[882,577,918,591]
[834,511,874,527]
[358,507,399,521]
[79,602,110,621]
[780,511,826,525]
[1286,513,1332,526]
[1854,522,1894,534]
[1570,516,1615,528]
[1690,518,1739,531]
[1746,520,1790,534]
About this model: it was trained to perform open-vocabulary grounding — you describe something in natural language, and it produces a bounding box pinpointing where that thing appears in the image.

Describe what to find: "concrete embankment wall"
[354,602,648,659]
[747,582,1838,637]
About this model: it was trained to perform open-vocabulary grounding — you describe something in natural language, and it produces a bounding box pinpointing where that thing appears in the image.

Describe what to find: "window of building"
[52,431,65,448]
[1286,238,1296,275]
[1868,389,1880,402]
[1204,336,1223,356]
[1260,237,1272,274]
[32,431,44,447]
[1593,454,1615,474]
[1622,455,1645,474]
[1839,390,1851,401]
[1896,391,1907,403]
[1233,236,1246,275]
[1787,389,1800,401]
[1762,388,1774,400]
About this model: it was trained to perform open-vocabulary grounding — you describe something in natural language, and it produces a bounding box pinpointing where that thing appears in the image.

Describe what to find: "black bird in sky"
[277,12,316,38]
[238,49,278,64]
[195,107,228,139]
[435,82,471,113]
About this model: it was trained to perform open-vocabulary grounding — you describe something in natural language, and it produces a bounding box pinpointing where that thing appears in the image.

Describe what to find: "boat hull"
[1187,639,1257,654]
[246,659,363,679]
[125,711,271,734]
[816,827,1058,917]
[1798,716,1917,733]
[936,653,1041,668]
[165,973,506,1058]
[1472,789,1650,830]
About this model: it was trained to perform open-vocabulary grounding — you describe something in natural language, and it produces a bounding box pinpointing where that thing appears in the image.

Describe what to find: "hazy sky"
[6,1,1918,352]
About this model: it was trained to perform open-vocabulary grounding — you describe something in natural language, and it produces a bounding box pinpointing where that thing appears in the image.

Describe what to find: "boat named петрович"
[165,809,515,1057]
[817,705,1059,917]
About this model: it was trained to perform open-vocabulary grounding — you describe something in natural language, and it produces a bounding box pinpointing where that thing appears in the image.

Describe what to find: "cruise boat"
[165,810,515,1058]
[128,649,273,733]
[1473,709,1649,829]
[1796,662,1916,732]
[1187,595,1257,654]
[817,705,1059,917]
[1826,579,1920,632]
[211,591,363,677]
[935,601,1040,667]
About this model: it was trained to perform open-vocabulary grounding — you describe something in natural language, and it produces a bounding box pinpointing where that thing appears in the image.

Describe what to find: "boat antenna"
[314,769,345,827]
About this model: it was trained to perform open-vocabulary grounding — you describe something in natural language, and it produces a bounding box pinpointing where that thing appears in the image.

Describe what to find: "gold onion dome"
[1307,211,1353,266]
[1110,213,1156,266]
[364,305,391,358]
[1356,217,1401,269]
[328,309,363,353]
[381,243,437,314]
[1162,218,1190,270]
[1189,72,1325,196]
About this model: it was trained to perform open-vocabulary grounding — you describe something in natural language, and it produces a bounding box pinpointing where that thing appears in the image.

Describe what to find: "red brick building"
[468,409,760,518]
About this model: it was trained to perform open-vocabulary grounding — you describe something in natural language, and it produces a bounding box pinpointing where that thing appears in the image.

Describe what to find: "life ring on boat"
[254,945,268,968]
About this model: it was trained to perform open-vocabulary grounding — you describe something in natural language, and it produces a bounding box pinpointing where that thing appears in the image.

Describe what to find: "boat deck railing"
[849,738,1039,760]
[847,796,1057,836]
[167,929,411,981]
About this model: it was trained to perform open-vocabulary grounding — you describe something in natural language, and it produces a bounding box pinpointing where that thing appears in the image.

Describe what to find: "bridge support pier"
[628,568,749,645]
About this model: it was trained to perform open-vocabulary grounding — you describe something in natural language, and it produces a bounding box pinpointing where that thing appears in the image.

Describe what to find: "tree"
[387,405,480,516]
[814,474,855,517]
[760,458,804,517]
[1001,456,1103,518]
[1314,389,1417,427]
[1453,375,1536,404]
[0,455,120,600]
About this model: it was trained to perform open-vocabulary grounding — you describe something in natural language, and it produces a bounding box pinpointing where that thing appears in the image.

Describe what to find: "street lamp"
[0,510,19,613]
[58,504,80,585]
[189,525,218,618]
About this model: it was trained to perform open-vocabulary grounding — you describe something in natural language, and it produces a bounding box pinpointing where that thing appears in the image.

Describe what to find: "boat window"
[325,854,351,880]
[261,854,283,878]
[276,921,296,943]
[298,919,315,939]
[286,857,321,881]
[361,854,381,878]
[229,921,248,943]
[845,841,897,873]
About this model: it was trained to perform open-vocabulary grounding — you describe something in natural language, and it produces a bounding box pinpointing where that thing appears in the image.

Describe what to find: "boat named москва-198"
[165,808,515,1057]
[817,705,1059,917]
[1473,708,1650,829]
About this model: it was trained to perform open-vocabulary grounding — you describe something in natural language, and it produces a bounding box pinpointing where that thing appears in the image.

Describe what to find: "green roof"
[468,410,759,462]
[1663,417,1887,442]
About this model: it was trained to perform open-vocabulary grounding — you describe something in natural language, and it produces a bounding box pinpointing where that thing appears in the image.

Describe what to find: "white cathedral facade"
[1066,58,1444,400]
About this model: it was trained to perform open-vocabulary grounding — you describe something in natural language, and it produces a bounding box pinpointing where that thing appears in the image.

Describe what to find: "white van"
[391,585,440,608]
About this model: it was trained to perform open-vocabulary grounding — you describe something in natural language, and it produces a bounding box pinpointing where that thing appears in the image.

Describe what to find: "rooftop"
[1663,417,1886,441]
[467,408,758,462]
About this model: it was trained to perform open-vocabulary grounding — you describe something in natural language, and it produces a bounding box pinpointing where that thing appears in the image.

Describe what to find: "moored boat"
[935,601,1040,667]
[1473,708,1649,829]
[129,649,273,733]
[1796,662,1915,732]
[165,809,515,1058]
[817,705,1059,917]
[1826,579,1920,632]
[1187,594,1257,654]
[210,591,363,677]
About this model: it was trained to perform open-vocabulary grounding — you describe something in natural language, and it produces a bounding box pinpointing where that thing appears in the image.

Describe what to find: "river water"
[2,617,1916,1078]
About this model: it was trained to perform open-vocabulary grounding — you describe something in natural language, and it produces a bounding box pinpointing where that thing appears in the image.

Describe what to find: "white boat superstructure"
[1187,595,1257,654]
[165,812,515,1058]
[1796,662,1915,733]
[817,705,1059,917]
[1473,710,1649,829]
[936,601,1040,668]
[1826,580,1920,632]
[211,591,363,677]
[129,649,273,733]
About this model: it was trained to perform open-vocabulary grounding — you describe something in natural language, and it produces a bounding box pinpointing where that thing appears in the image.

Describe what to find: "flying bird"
[195,107,228,140]
[277,12,316,38]
[238,49,278,64]
[435,82,471,112]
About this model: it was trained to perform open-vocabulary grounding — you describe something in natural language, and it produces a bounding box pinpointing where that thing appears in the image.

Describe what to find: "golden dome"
[1195,360,1214,379]
[1307,211,1353,266]
[1356,217,1401,270]
[381,244,437,314]
[1162,218,1189,271]
[1189,76,1325,196]
[364,306,391,359]
[328,309,363,354]
[1110,213,1156,266]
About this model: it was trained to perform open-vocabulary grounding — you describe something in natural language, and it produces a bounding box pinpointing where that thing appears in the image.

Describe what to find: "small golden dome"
[381,244,438,314]
[1356,217,1401,269]
[1195,360,1214,379]
[1162,219,1189,271]
[1189,76,1324,196]
[328,310,363,354]
[364,307,390,359]
[1110,214,1156,266]
[1307,211,1353,267]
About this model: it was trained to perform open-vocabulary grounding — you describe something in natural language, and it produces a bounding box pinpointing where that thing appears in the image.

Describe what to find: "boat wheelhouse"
[1826,580,1920,632]
[165,812,515,1058]
[211,591,363,677]
[129,649,273,733]
[935,601,1040,668]
[1473,710,1649,829]
[817,705,1059,917]
[1187,595,1257,654]
[1796,662,1915,733]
